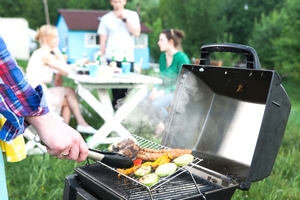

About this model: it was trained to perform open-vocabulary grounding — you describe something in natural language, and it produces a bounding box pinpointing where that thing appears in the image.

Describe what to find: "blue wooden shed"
[56,9,151,69]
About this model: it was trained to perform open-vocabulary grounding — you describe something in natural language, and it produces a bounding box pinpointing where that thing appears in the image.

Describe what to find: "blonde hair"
[35,24,57,42]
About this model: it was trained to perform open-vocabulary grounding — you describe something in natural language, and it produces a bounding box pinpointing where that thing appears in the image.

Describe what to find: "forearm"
[45,55,72,75]
[52,48,65,62]
[56,68,70,76]
[100,35,107,56]
[26,112,58,133]
[124,20,141,37]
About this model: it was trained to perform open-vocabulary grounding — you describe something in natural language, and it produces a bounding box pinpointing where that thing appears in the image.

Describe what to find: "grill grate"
[75,135,222,200]
[75,164,221,200]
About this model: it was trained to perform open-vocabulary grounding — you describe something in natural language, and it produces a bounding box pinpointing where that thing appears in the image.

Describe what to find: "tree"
[0,0,68,29]
[247,10,282,70]
[221,0,284,45]
[272,0,300,77]
[67,0,111,10]
[0,0,24,17]
[158,0,226,59]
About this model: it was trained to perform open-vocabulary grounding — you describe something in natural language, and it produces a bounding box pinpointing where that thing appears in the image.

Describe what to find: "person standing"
[0,35,88,200]
[98,0,141,108]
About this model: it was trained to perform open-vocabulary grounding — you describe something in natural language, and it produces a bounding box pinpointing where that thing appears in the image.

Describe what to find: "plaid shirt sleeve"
[0,36,49,142]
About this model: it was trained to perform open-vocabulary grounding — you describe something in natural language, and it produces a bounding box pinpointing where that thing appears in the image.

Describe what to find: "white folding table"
[67,73,162,148]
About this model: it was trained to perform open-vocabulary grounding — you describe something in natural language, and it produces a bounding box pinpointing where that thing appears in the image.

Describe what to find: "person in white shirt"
[98,0,141,108]
[26,24,97,134]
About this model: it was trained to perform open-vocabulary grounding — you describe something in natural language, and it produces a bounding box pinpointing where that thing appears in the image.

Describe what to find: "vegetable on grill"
[139,173,159,187]
[117,165,141,177]
[155,163,177,177]
[134,165,152,177]
[133,158,143,166]
[173,154,194,166]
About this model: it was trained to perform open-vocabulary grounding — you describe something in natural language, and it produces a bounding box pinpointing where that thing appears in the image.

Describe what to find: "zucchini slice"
[155,163,177,177]
[139,173,159,187]
[134,165,152,177]
[173,154,194,166]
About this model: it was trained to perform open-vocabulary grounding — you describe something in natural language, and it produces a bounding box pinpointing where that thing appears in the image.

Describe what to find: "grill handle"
[200,43,261,69]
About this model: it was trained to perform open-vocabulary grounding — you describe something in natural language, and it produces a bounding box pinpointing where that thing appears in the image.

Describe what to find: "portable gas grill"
[63,43,291,200]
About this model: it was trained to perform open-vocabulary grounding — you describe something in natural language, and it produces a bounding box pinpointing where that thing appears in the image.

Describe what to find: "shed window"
[84,33,99,47]
[134,33,148,48]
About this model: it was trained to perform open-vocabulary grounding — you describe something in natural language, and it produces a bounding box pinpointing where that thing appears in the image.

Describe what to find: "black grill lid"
[162,43,291,190]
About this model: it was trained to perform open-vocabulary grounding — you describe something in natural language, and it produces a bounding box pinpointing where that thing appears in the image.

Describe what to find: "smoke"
[117,72,205,142]
[114,89,158,139]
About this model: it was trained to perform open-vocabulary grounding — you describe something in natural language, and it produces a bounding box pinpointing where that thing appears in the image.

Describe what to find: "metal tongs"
[88,148,133,168]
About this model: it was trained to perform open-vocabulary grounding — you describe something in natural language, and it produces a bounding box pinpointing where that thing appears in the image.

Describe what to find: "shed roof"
[58,9,151,33]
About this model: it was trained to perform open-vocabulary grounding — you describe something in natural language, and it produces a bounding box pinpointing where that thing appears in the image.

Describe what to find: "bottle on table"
[96,51,101,66]
[121,51,130,74]
[109,50,117,67]
[122,51,127,63]
[100,53,107,66]
[62,47,68,62]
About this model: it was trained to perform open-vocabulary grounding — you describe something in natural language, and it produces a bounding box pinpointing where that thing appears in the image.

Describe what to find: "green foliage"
[272,0,300,78]
[67,0,111,10]
[248,10,282,70]
[158,0,226,59]
[146,18,163,62]
[6,154,82,200]
[0,0,25,17]
[0,0,68,29]
[220,0,284,45]
[245,0,300,78]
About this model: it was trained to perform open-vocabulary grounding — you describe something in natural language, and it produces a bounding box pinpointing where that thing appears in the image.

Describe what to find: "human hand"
[26,112,88,162]
[114,9,125,19]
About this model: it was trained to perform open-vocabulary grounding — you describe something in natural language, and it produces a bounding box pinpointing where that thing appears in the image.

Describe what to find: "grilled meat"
[109,138,192,161]
[111,138,140,159]
[137,148,192,161]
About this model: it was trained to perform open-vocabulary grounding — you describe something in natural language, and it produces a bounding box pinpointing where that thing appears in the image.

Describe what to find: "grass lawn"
[4,62,300,200]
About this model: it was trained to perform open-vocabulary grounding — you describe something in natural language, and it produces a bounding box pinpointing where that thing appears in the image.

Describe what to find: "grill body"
[64,162,237,200]
[64,135,239,200]
[64,43,291,200]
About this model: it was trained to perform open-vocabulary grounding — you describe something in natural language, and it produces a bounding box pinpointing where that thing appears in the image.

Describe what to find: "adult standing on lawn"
[0,36,88,200]
[98,0,141,108]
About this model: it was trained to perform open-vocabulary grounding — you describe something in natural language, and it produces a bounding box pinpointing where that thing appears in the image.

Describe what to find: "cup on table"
[122,62,131,74]
[88,63,99,77]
